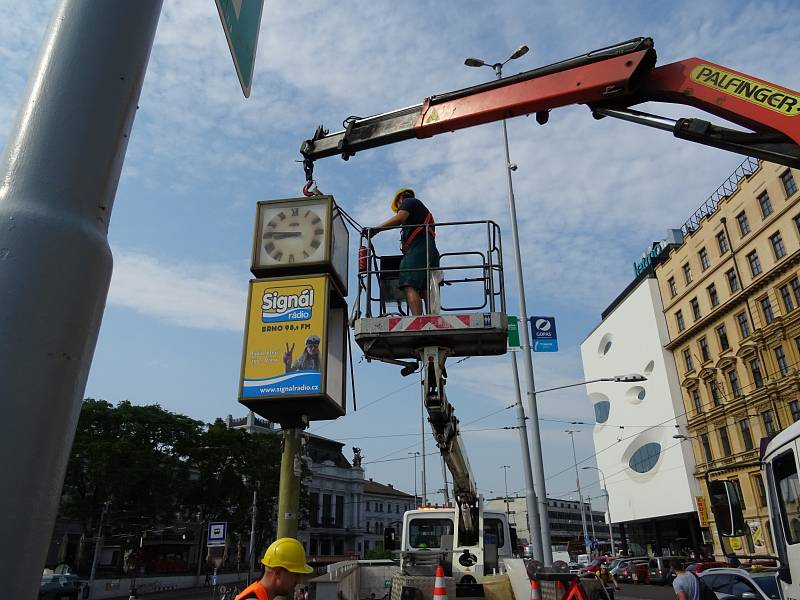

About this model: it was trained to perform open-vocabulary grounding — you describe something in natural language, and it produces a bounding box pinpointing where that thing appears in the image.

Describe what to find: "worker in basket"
[367,188,439,315]
[235,538,313,600]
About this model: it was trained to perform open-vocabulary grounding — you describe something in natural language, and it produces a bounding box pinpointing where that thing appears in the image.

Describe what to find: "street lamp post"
[566,430,591,557]
[465,43,556,563]
[583,466,616,556]
[408,452,420,505]
[501,465,511,518]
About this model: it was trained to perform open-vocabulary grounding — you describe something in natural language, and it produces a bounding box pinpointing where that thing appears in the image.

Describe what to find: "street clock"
[251,196,349,296]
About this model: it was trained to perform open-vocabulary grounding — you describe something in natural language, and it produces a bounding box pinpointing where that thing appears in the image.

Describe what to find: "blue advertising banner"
[530,316,558,352]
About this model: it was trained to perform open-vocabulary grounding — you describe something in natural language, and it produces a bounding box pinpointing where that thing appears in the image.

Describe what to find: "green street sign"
[508,315,520,348]
[215,0,265,97]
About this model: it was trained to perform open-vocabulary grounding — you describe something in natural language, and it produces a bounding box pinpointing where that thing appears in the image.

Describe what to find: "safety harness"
[401,211,435,254]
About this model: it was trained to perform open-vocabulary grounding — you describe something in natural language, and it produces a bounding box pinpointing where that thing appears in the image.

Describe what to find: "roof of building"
[363,478,413,498]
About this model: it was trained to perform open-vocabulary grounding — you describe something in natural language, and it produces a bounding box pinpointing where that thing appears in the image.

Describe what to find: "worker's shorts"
[399,238,439,291]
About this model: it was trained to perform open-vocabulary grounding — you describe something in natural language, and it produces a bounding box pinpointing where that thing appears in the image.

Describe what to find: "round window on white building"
[588,392,611,424]
[644,360,655,376]
[626,385,646,405]
[628,442,661,473]
[597,333,613,357]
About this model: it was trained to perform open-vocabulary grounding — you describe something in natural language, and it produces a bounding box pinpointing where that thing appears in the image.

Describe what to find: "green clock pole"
[277,427,303,539]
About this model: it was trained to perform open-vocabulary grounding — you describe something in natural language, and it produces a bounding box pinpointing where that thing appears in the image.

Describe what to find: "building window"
[761,297,775,324]
[366,501,370,511]
[762,410,777,436]
[782,169,798,196]
[366,521,370,533]
[728,369,742,398]
[791,400,800,422]
[753,473,768,508]
[748,251,762,277]
[737,210,751,236]
[699,337,710,362]
[691,297,701,320]
[668,277,677,297]
[719,426,732,457]
[750,358,764,389]
[699,247,710,271]
[676,310,686,332]
[683,348,694,372]
[739,418,754,451]
[775,345,789,376]
[717,324,730,351]
[771,231,787,259]
[683,262,693,284]
[717,230,730,255]
[737,312,751,338]
[700,432,713,462]
[796,335,800,358]
[629,442,661,473]
[707,283,719,307]
[731,479,746,510]
[691,388,703,414]
[710,380,721,406]
[792,277,800,306]
[727,268,740,293]
[781,284,796,313]
[759,191,774,218]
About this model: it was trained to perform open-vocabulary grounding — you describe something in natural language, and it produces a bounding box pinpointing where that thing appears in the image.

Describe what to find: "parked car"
[700,567,781,600]
[39,573,82,600]
[649,556,689,585]
[687,561,730,574]
[612,557,648,581]
[631,560,650,585]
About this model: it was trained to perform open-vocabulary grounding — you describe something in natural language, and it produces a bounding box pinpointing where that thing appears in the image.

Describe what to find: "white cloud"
[108,250,246,331]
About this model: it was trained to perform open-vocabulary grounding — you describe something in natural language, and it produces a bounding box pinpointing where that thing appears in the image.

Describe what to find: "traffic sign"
[507,315,520,348]
[215,0,265,97]
[208,521,228,547]
[530,316,558,352]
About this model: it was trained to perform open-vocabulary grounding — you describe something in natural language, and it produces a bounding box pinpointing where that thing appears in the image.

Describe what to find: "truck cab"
[708,420,800,600]
[399,505,513,584]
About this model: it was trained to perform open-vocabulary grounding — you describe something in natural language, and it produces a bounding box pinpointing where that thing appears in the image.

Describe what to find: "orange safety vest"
[401,211,435,254]
[235,581,270,600]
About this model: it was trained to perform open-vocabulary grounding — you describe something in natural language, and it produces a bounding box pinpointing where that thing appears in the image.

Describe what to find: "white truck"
[708,420,800,600]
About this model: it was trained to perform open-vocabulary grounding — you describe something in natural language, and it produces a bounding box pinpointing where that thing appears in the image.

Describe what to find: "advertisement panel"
[239,274,346,423]
[242,276,328,398]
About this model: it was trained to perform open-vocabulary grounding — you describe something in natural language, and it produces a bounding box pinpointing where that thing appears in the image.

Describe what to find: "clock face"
[260,202,327,265]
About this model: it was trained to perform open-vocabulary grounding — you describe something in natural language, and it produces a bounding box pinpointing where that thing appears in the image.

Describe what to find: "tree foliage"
[60,400,283,571]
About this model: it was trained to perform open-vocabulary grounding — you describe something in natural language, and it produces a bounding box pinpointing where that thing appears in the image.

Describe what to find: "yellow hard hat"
[261,538,314,574]
[391,188,415,212]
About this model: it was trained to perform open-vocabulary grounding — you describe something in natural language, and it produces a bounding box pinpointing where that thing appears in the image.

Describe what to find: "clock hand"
[271,231,304,239]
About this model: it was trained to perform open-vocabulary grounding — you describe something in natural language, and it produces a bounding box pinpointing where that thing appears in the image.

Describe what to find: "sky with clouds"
[2,0,800,513]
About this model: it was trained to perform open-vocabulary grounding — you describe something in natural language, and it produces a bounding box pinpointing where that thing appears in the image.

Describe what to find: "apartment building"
[654,159,800,556]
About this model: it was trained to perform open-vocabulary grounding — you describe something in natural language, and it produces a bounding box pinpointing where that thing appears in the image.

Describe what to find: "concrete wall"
[580,278,699,523]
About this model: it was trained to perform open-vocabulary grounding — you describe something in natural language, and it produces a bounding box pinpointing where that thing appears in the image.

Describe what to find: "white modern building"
[580,253,702,556]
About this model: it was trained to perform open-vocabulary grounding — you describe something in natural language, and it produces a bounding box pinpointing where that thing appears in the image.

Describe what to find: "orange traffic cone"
[530,578,542,600]
[433,564,448,600]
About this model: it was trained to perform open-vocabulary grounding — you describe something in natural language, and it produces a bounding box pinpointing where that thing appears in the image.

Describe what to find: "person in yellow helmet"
[235,537,313,600]
[368,188,439,315]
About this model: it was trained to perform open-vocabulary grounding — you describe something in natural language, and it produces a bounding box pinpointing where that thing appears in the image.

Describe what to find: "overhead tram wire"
[537,349,800,488]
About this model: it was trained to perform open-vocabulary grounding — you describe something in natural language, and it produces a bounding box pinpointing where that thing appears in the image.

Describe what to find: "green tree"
[60,399,204,570]
[187,419,282,561]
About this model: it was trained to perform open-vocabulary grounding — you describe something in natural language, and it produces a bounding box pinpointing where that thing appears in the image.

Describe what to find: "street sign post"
[215,0,265,97]
[507,315,520,348]
[208,521,228,547]
[530,316,558,352]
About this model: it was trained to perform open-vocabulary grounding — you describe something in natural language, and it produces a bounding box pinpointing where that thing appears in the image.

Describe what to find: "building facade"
[298,433,365,564]
[484,496,619,555]
[362,479,415,555]
[654,159,800,556]
[581,268,702,556]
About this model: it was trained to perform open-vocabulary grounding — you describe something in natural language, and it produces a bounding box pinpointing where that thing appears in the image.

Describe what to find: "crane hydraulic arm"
[300,37,800,181]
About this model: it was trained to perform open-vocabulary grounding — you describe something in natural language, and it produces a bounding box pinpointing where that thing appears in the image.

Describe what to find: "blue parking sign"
[530,316,558,352]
